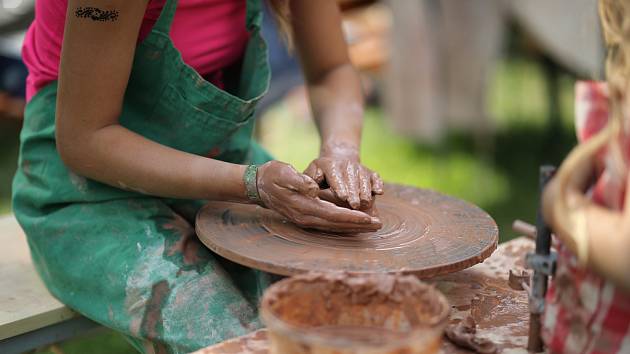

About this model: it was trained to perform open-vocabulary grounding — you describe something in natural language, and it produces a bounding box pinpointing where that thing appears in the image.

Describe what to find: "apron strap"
[153,0,179,34]
[245,0,263,31]
[153,0,261,34]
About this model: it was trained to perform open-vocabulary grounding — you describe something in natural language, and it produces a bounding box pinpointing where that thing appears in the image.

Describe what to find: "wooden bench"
[0,215,100,354]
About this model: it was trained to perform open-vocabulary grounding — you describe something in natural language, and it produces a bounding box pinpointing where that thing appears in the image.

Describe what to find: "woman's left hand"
[304,145,383,210]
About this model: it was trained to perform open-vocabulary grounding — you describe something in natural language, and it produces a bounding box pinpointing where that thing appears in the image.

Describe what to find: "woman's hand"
[304,143,383,210]
[318,188,379,218]
[257,161,382,233]
[287,0,383,210]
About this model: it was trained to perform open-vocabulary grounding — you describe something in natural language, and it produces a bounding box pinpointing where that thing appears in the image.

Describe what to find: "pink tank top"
[22,0,249,102]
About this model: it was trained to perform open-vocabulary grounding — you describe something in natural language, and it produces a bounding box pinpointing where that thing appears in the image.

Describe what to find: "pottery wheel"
[196,184,498,278]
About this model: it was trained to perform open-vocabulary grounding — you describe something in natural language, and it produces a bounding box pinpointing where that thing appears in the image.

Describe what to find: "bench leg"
[0,317,100,354]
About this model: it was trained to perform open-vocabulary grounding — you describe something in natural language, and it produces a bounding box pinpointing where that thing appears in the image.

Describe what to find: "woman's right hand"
[256,161,382,233]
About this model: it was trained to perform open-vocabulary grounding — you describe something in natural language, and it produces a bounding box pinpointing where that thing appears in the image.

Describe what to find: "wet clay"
[507,269,530,291]
[318,188,380,218]
[260,272,450,354]
[256,161,382,233]
[309,326,408,346]
[194,238,535,354]
[196,184,499,277]
[433,237,533,352]
[444,317,498,354]
[305,140,384,210]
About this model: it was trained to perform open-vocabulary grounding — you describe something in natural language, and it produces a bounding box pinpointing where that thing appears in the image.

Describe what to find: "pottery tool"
[196,184,498,277]
[512,219,536,240]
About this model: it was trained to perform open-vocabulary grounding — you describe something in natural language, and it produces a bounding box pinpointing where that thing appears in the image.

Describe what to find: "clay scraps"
[444,316,498,354]
[508,269,531,291]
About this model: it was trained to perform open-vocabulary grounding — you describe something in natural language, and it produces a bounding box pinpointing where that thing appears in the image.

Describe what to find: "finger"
[282,164,319,197]
[299,175,320,198]
[304,162,318,179]
[305,198,380,225]
[295,211,382,231]
[304,163,325,185]
[345,164,361,209]
[298,215,383,233]
[318,188,355,209]
[371,172,384,195]
[314,167,325,185]
[317,188,340,204]
[284,196,383,230]
[358,168,372,207]
[324,163,349,201]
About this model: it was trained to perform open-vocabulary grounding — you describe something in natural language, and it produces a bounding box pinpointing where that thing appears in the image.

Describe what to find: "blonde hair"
[554,0,630,218]
[267,0,293,50]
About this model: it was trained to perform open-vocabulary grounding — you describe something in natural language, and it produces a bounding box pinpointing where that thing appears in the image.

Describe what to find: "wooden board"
[194,237,534,354]
[196,184,498,278]
[0,215,78,340]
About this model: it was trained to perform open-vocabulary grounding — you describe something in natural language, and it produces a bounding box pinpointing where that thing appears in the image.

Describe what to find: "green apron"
[12,0,273,352]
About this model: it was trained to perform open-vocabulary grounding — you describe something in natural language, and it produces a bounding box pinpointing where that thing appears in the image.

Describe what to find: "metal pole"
[527,165,556,352]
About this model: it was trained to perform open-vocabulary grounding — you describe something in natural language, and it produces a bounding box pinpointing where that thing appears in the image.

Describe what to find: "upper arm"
[56,0,148,153]
[289,0,350,83]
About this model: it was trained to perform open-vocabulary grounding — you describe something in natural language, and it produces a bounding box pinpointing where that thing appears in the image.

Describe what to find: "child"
[542,0,630,352]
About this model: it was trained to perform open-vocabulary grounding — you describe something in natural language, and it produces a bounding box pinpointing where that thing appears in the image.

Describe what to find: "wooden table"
[194,237,534,354]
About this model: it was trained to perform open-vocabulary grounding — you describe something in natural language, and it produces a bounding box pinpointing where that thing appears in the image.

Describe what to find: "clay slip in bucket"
[260,272,450,354]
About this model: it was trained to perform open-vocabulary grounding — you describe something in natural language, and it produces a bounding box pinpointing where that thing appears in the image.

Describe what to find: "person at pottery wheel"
[12,0,384,352]
[541,1,630,352]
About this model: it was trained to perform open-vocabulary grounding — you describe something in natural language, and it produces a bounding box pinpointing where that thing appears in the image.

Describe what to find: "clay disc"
[195,184,498,278]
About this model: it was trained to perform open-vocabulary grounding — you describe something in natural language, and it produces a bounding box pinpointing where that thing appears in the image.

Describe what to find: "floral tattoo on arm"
[74,7,119,22]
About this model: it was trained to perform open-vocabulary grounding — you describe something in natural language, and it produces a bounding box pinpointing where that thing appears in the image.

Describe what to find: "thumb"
[298,174,320,198]
[278,163,319,198]
[304,162,325,184]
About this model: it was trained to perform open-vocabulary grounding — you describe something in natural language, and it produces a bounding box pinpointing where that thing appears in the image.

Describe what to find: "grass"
[1,57,577,353]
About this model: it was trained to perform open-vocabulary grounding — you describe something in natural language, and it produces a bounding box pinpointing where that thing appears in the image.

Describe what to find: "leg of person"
[16,197,267,353]
[164,197,275,309]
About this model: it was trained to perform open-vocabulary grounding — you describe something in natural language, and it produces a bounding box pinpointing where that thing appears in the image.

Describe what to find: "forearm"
[308,63,364,157]
[58,124,248,201]
[289,0,364,156]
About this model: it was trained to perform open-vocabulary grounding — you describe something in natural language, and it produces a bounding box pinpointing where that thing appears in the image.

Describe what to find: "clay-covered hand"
[304,143,383,210]
[318,188,379,218]
[257,161,382,233]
